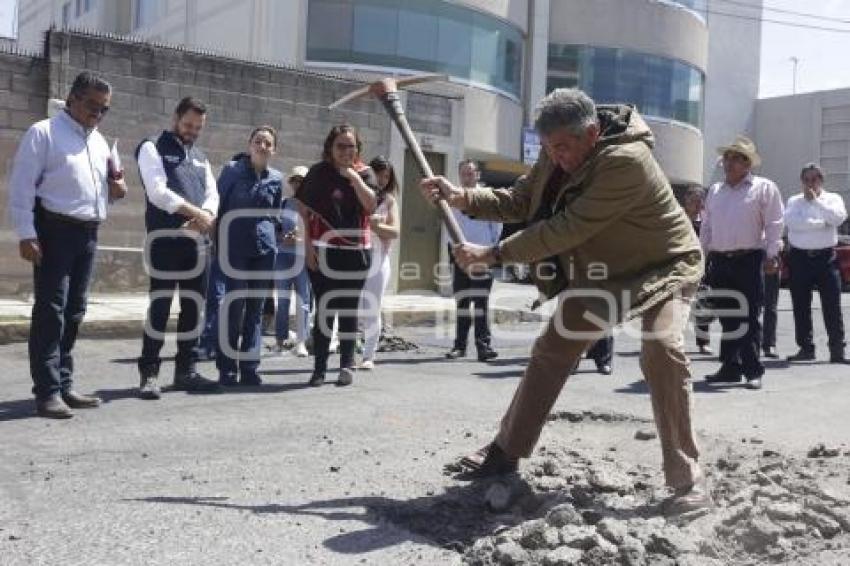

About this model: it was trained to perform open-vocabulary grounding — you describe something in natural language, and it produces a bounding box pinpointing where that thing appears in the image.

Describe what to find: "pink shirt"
[700,174,785,258]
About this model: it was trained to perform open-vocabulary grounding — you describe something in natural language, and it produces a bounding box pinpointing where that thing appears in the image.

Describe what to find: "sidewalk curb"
[0,308,544,345]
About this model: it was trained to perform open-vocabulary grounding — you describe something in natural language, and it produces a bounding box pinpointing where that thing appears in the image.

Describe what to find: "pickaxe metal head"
[328,73,448,110]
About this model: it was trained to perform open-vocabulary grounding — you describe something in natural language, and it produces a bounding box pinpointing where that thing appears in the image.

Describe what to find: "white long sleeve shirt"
[784,190,848,250]
[8,110,111,240]
[452,208,502,247]
[136,140,219,214]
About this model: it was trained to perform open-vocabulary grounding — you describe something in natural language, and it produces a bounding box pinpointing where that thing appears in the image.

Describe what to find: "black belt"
[712,249,760,259]
[38,207,100,230]
[790,246,832,257]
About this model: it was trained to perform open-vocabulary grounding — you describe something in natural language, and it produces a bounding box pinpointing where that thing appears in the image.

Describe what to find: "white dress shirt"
[700,174,785,258]
[784,190,848,250]
[137,140,219,214]
[8,110,111,240]
[453,207,502,247]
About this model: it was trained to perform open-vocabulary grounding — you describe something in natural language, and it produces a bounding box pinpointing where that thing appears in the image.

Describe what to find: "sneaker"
[445,347,466,360]
[308,372,326,387]
[337,367,354,386]
[174,370,221,392]
[139,375,162,400]
[294,342,309,357]
[61,390,102,409]
[360,359,375,371]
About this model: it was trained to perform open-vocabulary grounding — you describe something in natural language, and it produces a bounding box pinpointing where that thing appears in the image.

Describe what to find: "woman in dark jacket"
[215,125,283,386]
[297,124,377,387]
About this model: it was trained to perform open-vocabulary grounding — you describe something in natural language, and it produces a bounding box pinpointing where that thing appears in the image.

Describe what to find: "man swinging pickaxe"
[329,74,468,248]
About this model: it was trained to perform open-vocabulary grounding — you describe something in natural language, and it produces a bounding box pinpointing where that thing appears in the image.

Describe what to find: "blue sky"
[759,0,850,98]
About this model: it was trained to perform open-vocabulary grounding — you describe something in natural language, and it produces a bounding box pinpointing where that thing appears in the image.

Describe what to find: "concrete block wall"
[1,30,459,296]
[0,50,49,295]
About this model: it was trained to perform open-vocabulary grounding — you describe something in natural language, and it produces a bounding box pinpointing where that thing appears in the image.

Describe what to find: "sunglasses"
[76,96,110,116]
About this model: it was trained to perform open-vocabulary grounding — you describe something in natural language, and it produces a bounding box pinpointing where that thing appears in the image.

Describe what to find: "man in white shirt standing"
[8,72,127,419]
[701,136,784,390]
[445,160,501,362]
[784,163,849,364]
[135,97,221,399]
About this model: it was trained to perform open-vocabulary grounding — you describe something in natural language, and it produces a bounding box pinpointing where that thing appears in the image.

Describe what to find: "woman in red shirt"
[296,124,377,386]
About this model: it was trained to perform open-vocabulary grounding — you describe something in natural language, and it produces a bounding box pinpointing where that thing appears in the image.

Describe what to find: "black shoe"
[239,372,263,386]
[746,377,763,390]
[787,349,816,362]
[477,348,498,362]
[445,348,466,360]
[595,362,612,375]
[763,346,779,359]
[829,353,850,364]
[705,369,742,384]
[173,370,221,392]
[308,372,326,387]
[219,373,238,387]
[464,442,519,479]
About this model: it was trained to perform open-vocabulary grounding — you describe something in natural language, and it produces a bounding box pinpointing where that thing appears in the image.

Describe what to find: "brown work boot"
[61,390,102,409]
[36,394,74,419]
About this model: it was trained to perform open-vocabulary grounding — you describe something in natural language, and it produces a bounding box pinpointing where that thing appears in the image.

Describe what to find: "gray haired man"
[9,72,127,418]
[421,88,709,514]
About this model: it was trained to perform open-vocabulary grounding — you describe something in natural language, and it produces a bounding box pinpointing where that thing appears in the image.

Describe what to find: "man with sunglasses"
[784,163,848,364]
[9,72,127,419]
[701,136,784,390]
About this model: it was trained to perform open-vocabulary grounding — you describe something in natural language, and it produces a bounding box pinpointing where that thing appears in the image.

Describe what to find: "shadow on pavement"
[615,379,729,395]
[126,479,537,555]
[0,398,35,422]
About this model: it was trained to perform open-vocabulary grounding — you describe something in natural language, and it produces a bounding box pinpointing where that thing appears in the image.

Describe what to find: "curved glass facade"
[306,0,524,98]
[547,44,704,129]
[668,0,708,20]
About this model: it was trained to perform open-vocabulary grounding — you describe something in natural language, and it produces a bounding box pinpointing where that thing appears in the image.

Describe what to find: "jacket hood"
[596,104,655,150]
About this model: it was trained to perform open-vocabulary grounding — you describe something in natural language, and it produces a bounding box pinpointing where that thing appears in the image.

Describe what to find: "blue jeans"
[198,256,226,355]
[29,210,98,400]
[216,253,275,377]
[274,250,311,342]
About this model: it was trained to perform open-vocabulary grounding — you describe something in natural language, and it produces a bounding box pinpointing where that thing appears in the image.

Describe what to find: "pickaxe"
[329,74,467,245]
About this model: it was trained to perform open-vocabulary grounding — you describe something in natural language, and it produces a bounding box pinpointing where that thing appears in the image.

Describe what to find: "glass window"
[546,44,704,129]
[134,0,159,29]
[306,0,524,99]
[396,8,438,68]
[352,3,397,63]
[306,0,353,61]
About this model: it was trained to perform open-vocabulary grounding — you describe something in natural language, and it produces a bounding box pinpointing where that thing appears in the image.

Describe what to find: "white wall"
[756,89,850,206]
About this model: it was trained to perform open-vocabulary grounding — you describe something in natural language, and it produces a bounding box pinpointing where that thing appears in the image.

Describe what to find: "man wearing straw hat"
[700,136,784,390]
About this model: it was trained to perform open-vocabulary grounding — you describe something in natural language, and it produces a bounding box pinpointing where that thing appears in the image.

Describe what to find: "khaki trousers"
[495,289,701,489]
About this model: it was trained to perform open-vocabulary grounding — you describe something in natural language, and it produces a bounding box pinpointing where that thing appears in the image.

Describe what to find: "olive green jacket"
[465,105,703,323]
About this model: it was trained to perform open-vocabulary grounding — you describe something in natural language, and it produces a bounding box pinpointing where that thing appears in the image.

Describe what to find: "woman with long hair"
[296,124,377,386]
[358,156,400,370]
[215,125,283,386]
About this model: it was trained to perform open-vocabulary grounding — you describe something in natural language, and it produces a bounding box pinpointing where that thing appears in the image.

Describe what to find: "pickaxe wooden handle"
[330,76,466,245]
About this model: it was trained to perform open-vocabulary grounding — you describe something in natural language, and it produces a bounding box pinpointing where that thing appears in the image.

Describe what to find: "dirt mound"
[368,418,850,565]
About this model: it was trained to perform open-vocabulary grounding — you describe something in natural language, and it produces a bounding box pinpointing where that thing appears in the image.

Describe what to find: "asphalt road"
[1,294,849,565]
